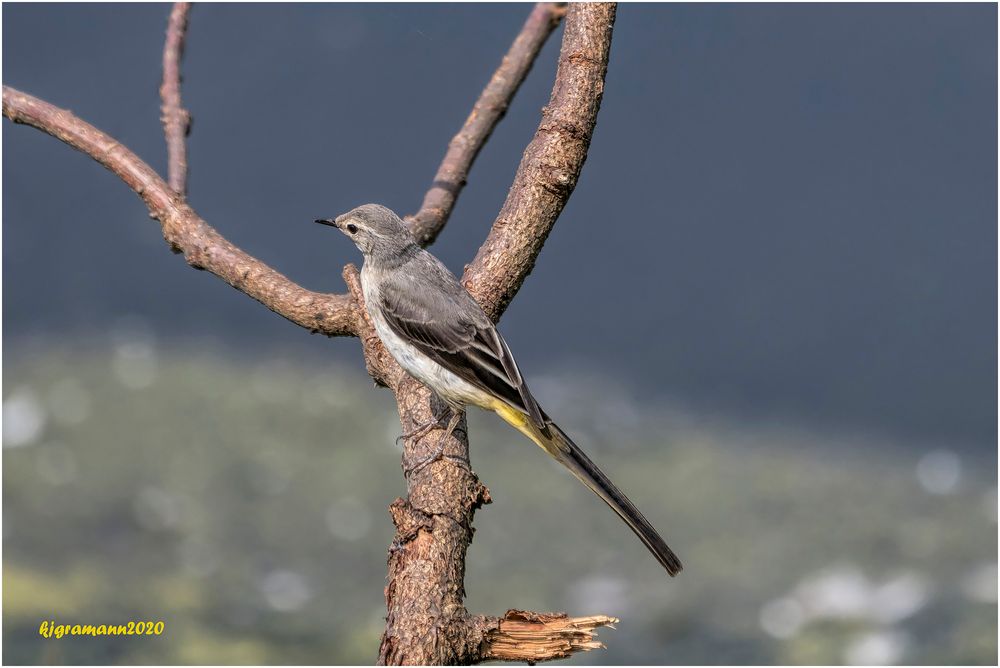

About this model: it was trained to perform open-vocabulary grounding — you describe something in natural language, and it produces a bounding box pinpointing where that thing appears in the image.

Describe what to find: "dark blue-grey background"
[4,3,997,449]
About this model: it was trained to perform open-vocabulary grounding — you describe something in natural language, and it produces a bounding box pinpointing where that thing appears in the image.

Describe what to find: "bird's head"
[315,204,414,259]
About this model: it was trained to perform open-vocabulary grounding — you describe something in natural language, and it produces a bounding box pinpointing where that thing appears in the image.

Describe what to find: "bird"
[315,204,682,576]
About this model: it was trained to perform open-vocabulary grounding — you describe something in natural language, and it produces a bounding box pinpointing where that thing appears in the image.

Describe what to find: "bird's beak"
[314,218,339,229]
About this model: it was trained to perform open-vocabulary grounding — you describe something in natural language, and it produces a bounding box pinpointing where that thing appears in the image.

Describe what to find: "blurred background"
[3,3,996,665]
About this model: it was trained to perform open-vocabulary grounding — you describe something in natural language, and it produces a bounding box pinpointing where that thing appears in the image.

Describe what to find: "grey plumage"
[324,204,546,429]
[316,203,683,576]
[376,260,549,434]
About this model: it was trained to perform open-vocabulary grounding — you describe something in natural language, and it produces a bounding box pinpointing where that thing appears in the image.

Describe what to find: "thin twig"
[160,2,192,196]
[3,86,357,337]
[406,3,566,246]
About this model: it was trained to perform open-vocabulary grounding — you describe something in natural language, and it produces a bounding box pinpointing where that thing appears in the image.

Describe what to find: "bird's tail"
[491,402,683,576]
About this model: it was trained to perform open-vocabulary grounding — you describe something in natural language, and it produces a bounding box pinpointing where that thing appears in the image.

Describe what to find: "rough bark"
[464,2,616,321]
[3,3,619,664]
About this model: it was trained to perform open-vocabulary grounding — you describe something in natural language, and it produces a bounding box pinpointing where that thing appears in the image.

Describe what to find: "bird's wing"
[378,266,549,435]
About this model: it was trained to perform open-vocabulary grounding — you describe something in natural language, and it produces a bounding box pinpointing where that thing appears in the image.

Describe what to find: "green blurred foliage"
[3,341,996,664]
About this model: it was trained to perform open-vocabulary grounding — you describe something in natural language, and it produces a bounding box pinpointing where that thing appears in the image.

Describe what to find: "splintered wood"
[484,610,619,662]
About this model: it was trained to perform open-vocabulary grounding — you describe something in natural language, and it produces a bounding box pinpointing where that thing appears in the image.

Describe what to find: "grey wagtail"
[316,204,682,576]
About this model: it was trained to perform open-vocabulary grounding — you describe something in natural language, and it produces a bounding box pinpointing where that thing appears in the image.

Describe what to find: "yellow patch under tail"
[489,400,556,456]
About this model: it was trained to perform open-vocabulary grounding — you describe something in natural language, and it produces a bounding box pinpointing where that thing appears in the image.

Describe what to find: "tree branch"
[377,4,618,664]
[464,2,617,322]
[160,1,192,196]
[2,86,358,337]
[4,4,618,663]
[0,0,588,401]
[406,2,566,246]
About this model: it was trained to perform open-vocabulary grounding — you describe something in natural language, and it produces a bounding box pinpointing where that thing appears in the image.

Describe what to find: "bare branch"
[3,86,357,337]
[5,4,618,662]
[464,2,617,321]
[406,2,566,246]
[160,2,192,196]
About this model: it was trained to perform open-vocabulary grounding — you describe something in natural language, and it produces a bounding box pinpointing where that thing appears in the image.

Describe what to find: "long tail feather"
[545,422,683,576]
[491,401,682,576]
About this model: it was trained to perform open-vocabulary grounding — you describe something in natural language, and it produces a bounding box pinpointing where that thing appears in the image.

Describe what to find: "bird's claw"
[395,411,447,445]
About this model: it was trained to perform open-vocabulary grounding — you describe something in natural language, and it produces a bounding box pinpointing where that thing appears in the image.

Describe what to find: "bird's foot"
[395,408,449,445]
[405,450,471,478]
[404,411,469,477]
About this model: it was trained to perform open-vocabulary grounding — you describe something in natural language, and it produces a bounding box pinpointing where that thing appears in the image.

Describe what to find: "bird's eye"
[346,223,358,235]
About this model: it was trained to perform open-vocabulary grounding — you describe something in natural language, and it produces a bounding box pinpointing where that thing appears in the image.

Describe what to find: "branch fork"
[4,3,619,663]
